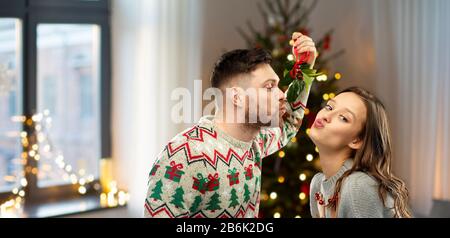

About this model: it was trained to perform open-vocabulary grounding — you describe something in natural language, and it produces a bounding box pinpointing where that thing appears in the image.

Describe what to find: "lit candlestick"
[110,181,118,194]
[118,191,126,206]
[107,192,116,207]
[100,193,107,207]
[100,159,113,193]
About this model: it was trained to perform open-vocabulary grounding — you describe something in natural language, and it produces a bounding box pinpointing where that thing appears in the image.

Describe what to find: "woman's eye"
[325,105,333,111]
[339,115,348,122]
[265,84,274,90]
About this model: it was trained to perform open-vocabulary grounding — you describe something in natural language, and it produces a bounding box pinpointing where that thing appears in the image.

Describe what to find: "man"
[144,33,317,218]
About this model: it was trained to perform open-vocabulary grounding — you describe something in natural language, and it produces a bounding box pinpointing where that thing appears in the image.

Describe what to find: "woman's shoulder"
[338,171,394,218]
[309,173,324,218]
[310,173,325,188]
[347,171,378,182]
[342,171,379,188]
[309,172,325,195]
[341,172,379,192]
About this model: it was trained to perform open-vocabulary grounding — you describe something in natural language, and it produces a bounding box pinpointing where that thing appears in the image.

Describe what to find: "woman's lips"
[313,118,325,128]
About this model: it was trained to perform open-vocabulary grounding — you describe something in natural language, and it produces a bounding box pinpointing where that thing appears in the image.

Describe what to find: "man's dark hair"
[210,48,272,88]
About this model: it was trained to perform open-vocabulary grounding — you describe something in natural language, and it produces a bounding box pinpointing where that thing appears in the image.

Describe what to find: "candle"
[118,191,126,206]
[100,159,113,192]
[100,193,107,207]
[107,192,116,207]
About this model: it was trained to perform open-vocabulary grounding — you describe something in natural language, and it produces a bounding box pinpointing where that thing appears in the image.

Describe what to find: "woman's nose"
[322,113,331,123]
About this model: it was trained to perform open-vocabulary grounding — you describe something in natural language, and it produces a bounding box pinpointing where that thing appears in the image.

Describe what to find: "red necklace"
[315,192,339,206]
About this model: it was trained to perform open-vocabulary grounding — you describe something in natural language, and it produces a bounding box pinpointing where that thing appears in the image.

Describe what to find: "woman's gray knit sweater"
[310,159,396,218]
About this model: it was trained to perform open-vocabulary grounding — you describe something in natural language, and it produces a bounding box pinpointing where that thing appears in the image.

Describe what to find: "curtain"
[372,0,450,216]
[111,0,202,217]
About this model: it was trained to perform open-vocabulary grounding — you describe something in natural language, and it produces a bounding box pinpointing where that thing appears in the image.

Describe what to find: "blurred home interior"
[0,0,449,218]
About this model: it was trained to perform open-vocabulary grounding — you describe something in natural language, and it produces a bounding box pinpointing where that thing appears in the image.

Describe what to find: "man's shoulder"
[151,125,211,171]
[161,124,217,155]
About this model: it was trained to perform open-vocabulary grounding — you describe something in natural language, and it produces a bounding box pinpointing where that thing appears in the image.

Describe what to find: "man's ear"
[348,137,363,150]
[231,87,245,108]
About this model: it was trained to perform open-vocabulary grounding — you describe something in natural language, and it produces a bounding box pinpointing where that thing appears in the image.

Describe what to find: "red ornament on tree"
[323,34,331,50]
[277,34,288,43]
[300,183,310,196]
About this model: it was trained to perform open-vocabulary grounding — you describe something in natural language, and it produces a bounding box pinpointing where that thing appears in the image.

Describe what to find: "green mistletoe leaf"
[301,68,317,75]
[284,60,295,70]
[302,72,314,85]
[280,70,294,87]
[287,80,302,103]
[300,63,311,70]
[299,80,305,95]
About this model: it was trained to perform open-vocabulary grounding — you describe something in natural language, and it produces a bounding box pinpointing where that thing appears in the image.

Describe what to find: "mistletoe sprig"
[280,53,324,103]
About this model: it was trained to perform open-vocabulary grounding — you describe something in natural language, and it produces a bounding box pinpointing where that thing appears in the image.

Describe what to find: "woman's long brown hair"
[328,87,412,218]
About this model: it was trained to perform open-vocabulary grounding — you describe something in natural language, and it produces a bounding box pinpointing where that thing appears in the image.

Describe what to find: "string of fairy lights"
[0,111,129,216]
[260,54,343,218]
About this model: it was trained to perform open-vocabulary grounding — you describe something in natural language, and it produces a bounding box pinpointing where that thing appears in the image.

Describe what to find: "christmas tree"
[238,0,344,218]
[228,188,240,208]
[150,180,163,201]
[206,192,222,212]
[190,195,203,213]
[243,184,251,203]
[170,187,185,209]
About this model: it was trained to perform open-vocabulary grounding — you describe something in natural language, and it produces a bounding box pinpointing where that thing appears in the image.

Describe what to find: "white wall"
[199,0,263,94]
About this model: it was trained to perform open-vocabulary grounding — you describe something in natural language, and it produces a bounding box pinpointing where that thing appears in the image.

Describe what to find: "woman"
[309,87,411,218]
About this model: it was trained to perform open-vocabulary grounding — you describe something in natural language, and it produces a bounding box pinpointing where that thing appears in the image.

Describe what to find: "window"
[0,18,23,193]
[37,24,101,188]
[0,0,111,210]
